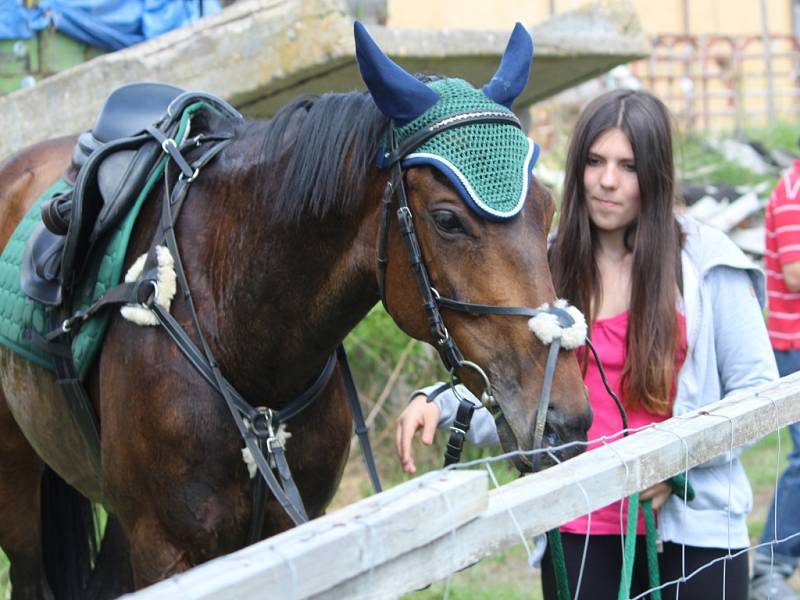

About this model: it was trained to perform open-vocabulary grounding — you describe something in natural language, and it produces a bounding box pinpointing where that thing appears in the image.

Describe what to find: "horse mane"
[250,90,389,225]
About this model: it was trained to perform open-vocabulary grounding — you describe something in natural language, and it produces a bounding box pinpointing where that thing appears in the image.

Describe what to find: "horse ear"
[354,21,439,126]
[482,22,533,108]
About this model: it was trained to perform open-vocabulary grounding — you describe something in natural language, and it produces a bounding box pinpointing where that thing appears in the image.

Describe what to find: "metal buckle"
[452,360,496,408]
[139,280,159,309]
[61,310,87,333]
[249,407,285,453]
[161,137,177,154]
[449,425,467,437]
[266,434,284,453]
[436,324,450,346]
[249,407,272,434]
[178,167,200,182]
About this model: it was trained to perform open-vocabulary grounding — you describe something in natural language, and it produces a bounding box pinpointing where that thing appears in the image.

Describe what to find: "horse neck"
[201,158,383,404]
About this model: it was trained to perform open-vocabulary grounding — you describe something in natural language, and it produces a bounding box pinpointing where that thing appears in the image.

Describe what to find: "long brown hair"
[549,89,683,416]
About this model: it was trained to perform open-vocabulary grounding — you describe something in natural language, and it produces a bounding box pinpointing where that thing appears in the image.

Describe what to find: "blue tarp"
[0,0,222,51]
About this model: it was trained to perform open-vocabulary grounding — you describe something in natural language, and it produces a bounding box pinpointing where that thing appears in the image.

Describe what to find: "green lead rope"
[618,491,640,599]
[642,498,661,597]
[548,473,694,600]
[547,528,571,600]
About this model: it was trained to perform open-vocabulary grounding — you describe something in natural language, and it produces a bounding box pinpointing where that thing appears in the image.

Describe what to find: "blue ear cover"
[482,22,533,108]
[354,21,439,126]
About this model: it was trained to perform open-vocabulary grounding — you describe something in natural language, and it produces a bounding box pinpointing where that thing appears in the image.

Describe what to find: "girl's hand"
[639,482,672,510]
[395,394,441,474]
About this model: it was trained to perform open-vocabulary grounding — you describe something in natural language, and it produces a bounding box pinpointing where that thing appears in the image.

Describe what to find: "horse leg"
[84,515,134,600]
[125,512,194,586]
[0,390,52,600]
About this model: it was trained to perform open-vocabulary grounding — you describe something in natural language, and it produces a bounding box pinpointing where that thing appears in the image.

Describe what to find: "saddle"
[21,82,185,306]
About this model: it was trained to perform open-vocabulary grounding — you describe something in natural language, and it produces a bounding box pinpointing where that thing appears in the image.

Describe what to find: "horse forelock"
[250,91,388,226]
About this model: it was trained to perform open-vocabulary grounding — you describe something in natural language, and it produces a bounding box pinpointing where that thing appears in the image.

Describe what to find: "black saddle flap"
[21,223,65,306]
[92,140,161,242]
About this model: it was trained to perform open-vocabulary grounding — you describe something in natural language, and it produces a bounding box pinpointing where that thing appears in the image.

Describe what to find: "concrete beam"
[0,0,647,161]
[241,0,648,117]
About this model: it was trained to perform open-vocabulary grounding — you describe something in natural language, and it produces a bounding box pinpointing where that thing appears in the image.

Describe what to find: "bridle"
[376,110,582,468]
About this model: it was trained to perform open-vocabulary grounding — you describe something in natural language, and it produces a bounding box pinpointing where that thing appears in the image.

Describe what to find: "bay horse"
[0,22,590,599]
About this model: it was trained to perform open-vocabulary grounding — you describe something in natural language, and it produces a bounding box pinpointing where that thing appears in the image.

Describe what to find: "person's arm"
[395,383,500,473]
[712,266,777,393]
[781,260,800,291]
[772,179,800,289]
[696,265,778,468]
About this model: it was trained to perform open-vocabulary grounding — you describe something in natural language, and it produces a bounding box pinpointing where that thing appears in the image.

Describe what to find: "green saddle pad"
[0,101,211,379]
[0,177,152,379]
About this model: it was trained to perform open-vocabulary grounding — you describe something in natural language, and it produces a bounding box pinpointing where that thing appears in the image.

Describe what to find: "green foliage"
[675,135,773,189]
[744,121,800,152]
[343,304,447,435]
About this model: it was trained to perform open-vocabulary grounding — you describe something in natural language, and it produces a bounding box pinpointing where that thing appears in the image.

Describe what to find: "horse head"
[356,22,591,469]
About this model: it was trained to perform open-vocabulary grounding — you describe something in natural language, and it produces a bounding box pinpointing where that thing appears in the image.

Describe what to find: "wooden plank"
[706,191,762,232]
[123,469,488,599]
[321,375,800,599]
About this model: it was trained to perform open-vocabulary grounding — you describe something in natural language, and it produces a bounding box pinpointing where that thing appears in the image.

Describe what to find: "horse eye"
[432,210,466,234]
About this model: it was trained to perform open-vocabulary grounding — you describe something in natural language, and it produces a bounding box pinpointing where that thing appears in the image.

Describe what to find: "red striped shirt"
[765,160,800,349]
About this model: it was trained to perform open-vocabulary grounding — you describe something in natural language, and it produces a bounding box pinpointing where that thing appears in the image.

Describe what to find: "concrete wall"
[0,0,647,160]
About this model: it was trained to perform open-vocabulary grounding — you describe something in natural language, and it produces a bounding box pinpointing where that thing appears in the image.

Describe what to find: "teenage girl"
[395,89,778,599]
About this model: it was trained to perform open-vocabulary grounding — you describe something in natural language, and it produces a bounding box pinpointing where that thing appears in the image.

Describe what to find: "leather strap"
[531,340,561,471]
[336,344,382,494]
[444,396,476,467]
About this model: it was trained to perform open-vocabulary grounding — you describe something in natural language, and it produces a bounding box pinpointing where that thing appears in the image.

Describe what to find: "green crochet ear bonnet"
[389,79,539,221]
[355,21,538,220]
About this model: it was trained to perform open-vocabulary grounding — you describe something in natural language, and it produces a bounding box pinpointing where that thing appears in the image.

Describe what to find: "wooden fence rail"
[125,374,800,599]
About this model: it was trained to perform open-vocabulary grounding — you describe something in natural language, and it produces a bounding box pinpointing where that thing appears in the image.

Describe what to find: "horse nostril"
[543,402,592,440]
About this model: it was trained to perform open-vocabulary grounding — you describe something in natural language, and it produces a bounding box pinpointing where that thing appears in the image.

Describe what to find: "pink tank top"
[561,310,687,536]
